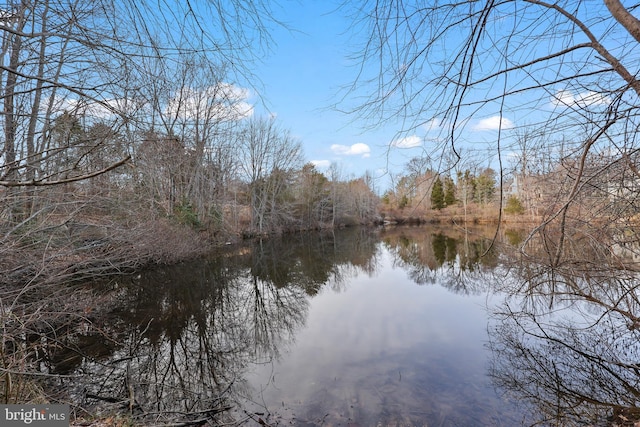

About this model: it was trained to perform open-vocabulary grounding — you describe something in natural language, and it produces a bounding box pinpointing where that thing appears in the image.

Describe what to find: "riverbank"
[382,205,542,226]
[0,218,214,291]
[1,208,542,291]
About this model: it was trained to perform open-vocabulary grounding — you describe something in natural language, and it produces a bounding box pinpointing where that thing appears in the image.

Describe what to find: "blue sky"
[239,1,618,192]
[244,1,524,191]
[248,1,417,190]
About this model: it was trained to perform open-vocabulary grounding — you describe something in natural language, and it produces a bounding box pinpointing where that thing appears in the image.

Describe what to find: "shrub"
[174,200,201,228]
[504,195,525,215]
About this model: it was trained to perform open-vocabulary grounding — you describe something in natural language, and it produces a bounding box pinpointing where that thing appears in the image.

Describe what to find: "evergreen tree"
[504,195,525,215]
[443,176,456,206]
[475,168,496,205]
[431,177,445,210]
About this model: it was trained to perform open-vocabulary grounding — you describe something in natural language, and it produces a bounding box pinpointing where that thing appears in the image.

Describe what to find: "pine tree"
[443,176,456,206]
[504,195,525,215]
[431,177,445,210]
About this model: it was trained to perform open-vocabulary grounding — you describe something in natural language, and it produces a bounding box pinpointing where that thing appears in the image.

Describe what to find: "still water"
[239,241,513,425]
[47,225,640,426]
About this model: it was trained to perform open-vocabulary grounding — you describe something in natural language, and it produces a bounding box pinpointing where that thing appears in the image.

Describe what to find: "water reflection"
[381,226,498,293]
[10,224,640,426]
[489,225,640,426]
[64,249,309,421]
[59,227,382,424]
[239,234,514,426]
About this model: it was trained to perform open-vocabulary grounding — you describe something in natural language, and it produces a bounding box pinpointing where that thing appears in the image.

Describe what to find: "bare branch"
[605,0,640,44]
[0,155,131,187]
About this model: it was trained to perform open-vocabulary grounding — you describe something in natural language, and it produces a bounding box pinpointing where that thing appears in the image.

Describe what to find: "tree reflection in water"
[49,227,380,424]
[11,224,640,425]
[489,225,640,426]
[64,246,310,423]
[381,225,498,294]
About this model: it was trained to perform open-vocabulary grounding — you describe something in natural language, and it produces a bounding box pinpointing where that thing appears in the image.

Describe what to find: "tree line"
[380,139,640,228]
[1,110,380,287]
[381,163,498,220]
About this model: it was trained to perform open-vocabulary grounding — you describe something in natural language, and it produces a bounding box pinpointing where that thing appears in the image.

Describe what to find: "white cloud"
[552,90,574,106]
[391,135,422,148]
[473,116,514,131]
[165,83,254,121]
[311,159,331,169]
[551,89,610,108]
[330,142,371,158]
[46,82,254,123]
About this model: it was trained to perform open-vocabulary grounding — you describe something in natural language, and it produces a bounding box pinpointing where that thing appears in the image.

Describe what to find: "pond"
[237,232,514,426]
[29,225,640,426]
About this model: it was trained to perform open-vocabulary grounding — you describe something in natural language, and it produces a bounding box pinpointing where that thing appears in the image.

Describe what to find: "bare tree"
[132,54,248,228]
[0,0,283,274]
[0,0,285,413]
[237,117,304,235]
[344,0,640,261]
[327,162,344,228]
[0,0,279,188]
[293,163,332,229]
